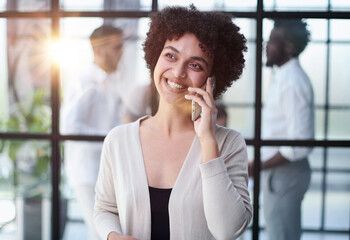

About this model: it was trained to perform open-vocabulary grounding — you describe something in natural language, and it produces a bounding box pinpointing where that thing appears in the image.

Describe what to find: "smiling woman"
[94,5,252,240]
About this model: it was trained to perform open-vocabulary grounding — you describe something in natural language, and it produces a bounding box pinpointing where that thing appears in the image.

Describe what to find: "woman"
[94,5,252,240]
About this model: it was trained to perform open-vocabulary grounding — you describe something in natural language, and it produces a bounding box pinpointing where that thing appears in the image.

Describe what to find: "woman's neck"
[150,100,194,137]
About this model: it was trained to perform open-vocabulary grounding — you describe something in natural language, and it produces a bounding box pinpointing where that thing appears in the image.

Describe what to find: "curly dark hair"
[143,5,247,99]
[274,19,310,57]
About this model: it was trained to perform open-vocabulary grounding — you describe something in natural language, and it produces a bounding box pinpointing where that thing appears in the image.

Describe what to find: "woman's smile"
[166,78,187,90]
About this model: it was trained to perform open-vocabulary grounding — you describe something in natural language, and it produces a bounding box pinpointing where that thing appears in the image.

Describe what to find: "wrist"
[200,137,219,163]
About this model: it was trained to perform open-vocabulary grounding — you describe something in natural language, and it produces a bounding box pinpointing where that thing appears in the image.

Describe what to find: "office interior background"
[0,0,349,239]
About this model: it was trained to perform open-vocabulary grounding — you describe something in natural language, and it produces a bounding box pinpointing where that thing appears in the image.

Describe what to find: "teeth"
[167,79,185,89]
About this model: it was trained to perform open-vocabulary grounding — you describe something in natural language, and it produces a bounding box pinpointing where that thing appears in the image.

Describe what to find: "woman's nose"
[172,62,187,79]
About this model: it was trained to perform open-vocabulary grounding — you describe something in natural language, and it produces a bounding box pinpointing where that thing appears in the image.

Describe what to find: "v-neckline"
[135,116,198,192]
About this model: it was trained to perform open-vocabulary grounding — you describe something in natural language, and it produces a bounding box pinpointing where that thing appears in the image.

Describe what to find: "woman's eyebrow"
[164,46,179,53]
[163,46,209,68]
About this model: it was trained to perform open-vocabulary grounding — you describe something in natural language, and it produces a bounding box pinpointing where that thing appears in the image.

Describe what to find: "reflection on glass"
[0,0,50,11]
[0,140,51,239]
[0,19,52,133]
[61,0,151,11]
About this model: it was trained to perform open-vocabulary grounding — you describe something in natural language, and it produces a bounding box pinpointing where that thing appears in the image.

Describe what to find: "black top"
[149,186,172,240]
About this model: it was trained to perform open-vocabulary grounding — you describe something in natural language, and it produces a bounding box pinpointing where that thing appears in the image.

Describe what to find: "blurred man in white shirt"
[249,19,314,240]
[61,25,125,240]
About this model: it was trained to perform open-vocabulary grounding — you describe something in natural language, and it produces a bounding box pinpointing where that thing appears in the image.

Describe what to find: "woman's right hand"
[108,231,139,240]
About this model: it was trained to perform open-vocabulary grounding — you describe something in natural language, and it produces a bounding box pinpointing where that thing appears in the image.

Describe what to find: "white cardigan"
[94,117,252,240]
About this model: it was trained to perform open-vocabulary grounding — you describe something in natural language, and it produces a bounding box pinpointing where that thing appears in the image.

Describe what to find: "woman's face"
[153,32,213,105]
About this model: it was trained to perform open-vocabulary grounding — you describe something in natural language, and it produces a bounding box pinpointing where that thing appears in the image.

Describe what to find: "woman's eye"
[189,63,202,70]
[166,53,176,60]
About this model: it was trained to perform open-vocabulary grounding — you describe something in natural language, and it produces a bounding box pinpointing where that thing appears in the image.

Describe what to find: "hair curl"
[274,19,310,57]
[143,5,247,99]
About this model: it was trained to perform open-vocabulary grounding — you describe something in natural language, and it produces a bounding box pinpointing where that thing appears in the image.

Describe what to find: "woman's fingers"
[185,90,217,121]
[187,90,213,108]
[184,94,207,108]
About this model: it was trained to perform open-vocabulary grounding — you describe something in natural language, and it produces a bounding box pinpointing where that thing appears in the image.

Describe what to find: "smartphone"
[191,76,216,121]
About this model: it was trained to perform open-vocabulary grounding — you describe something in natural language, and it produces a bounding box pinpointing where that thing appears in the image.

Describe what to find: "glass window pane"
[223,0,257,11]
[0,139,51,239]
[309,147,324,169]
[235,18,257,41]
[331,20,350,41]
[0,19,52,133]
[0,0,50,11]
[300,42,327,106]
[60,17,151,136]
[61,0,152,11]
[328,109,350,140]
[302,172,322,229]
[264,0,328,11]
[331,0,350,11]
[229,19,256,104]
[329,43,350,106]
[327,147,350,170]
[307,19,328,42]
[302,232,350,240]
[223,42,256,105]
[325,173,350,230]
[226,107,255,139]
[222,19,256,125]
[315,109,325,140]
[60,140,93,239]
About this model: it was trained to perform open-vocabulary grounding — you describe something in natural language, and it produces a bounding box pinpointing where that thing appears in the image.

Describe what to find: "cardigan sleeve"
[94,134,123,240]
[199,131,252,240]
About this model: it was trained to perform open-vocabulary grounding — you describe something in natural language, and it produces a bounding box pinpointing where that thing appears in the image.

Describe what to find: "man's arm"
[248,152,289,177]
